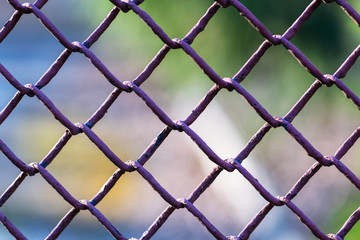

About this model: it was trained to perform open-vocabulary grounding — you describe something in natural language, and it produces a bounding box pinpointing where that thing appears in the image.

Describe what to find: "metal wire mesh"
[1,0,360,239]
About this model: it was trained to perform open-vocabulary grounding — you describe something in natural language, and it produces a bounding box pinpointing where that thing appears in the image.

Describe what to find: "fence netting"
[1,0,360,239]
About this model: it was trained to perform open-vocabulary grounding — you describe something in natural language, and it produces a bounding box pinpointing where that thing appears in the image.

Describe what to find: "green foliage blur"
[81,0,360,116]
[1,0,360,239]
[79,0,360,237]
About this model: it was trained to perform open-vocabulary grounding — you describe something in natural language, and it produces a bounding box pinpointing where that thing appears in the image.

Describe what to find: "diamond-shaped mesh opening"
[239,46,314,116]
[193,168,269,233]
[188,98,255,159]
[190,6,265,77]
[254,126,319,192]
[45,134,120,200]
[290,3,354,71]
[0,96,65,161]
[40,53,117,122]
[0,174,70,238]
[0,14,64,84]
[38,0,98,41]
[98,172,176,238]
[84,2,167,66]
[214,90,267,140]
[291,85,360,154]
[94,172,167,224]
[141,131,208,196]
[90,95,166,159]
[140,47,216,99]
[139,0,212,39]
[242,0,312,34]
[84,12,165,81]
[288,164,360,240]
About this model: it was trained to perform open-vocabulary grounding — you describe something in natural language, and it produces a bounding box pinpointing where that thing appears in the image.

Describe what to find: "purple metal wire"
[0,0,359,239]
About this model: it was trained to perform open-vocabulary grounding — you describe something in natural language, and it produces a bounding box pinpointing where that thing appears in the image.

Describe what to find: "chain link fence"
[1,0,360,239]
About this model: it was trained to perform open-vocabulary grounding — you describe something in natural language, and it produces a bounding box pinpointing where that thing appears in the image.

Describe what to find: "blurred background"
[0,0,360,239]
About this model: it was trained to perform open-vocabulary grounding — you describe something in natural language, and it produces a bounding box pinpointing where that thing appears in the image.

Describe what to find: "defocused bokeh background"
[0,0,360,239]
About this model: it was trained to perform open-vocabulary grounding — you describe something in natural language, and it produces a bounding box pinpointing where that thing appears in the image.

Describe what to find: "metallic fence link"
[0,0,359,239]
[0,172,27,207]
[230,159,283,206]
[26,84,80,134]
[32,163,86,210]
[238,203,274,240]
[119,0,179,49]
[336,0,360,26]
[81,200,128,240]
[0,210,27,240]
[74,41,131,91]
[337,207,360,238]
[78,123,133,171]
[45,208,80,240]
[335,44,360,79]
[333,78,360,109]
[24,3,79,52]
[0,139,34,174]
[279,197,331,239]
[334,126,360,160]
[224,77,280,127]
[0,64,30,94]
[180,198,229,240]
[7,0,32,14]
[227,0,279,45]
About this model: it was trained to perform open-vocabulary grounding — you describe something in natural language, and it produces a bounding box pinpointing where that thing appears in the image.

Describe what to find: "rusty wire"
[0,0,360,239]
